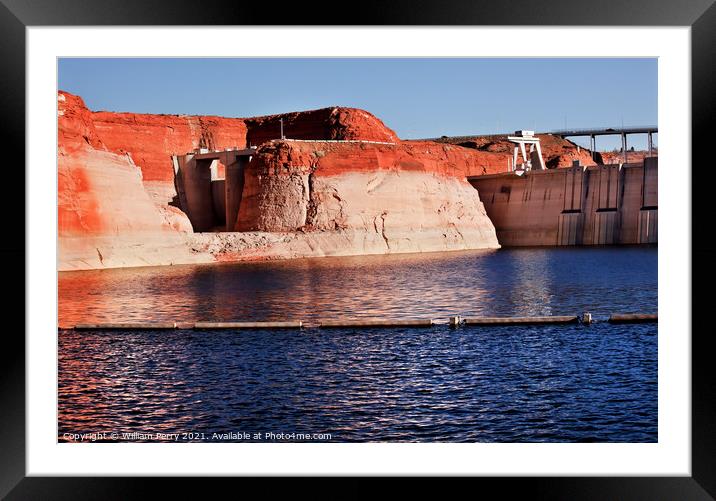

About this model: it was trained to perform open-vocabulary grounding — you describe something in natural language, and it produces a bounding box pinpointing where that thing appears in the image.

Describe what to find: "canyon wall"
[600,150,656,165]
[245,107,399,146]
[236,140,500,253]
[87,101,401,219]
[58,92,208,270]
[91,111,249,183]
[90,104,398,183]
[63,89,650,270]
[58,91,500,270]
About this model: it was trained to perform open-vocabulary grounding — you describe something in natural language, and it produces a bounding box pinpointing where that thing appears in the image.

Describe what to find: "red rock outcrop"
[90,105,398,185]
[245,107,399,146]
[58,92,106,153]
[241,139,502,182]
[91,111,248,182]
[65,89,640,270]
[58,91,499,269]
[58,92,205,270]
[236,140,500,253]
[600,150,656,165]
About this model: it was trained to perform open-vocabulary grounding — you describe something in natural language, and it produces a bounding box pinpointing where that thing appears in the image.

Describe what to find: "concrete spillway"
[468,158,657,246]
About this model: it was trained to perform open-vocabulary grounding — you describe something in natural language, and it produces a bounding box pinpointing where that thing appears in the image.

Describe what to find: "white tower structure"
[507,130,546,173]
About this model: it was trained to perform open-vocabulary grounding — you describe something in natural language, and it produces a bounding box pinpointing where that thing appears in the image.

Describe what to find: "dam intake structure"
[172,147,256,232]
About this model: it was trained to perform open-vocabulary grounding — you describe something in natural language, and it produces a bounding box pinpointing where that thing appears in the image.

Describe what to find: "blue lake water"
[58,246,657,442]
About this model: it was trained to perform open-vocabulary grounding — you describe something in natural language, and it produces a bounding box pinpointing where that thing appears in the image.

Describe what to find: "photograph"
[2,4,710,492]
[57,57,658,444]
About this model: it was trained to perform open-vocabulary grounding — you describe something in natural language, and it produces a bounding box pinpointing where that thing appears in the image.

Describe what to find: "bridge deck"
[414,126,658,143]
[549,126,657,137]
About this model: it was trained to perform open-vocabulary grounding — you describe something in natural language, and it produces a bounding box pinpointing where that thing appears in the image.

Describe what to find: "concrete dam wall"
[468,158,657,247]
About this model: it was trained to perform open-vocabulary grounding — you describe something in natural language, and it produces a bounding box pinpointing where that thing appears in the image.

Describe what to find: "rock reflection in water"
[59,247,657,326]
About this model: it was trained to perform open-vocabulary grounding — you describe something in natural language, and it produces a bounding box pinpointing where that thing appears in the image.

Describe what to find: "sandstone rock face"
[189,231,500,263]
[236,140,500,253]
[90,105,398,184]
[600,150,655,165]
[245,107,399,146]
[89,103,252,232]
[58,92,205,271]
[57,92,499,270]
[57,92,106,153]
[67,90,668,271]
[91,111,248,182]
[537,135,602,168]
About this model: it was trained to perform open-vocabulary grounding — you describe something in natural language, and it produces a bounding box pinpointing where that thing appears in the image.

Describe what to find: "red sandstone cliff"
[66,89,651,270]
[57,90,501,270]
[600,150,656,165]
[89,104,398,185]
[245,107,399,146]
[236,140,499,253]
[68,90,663,269]
[58,92,204,270]
[76,89,602,190]
[91,111,248,182]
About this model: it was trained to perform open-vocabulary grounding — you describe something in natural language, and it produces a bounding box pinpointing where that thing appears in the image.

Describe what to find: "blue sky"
[58,58,657,150]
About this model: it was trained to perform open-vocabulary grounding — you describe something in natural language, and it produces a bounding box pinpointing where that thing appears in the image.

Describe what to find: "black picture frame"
[2,0,714,496]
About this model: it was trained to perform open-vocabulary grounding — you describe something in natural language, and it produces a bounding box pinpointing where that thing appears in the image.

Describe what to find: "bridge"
[549,126,657,137]
[549,126,658,163]
[419,125,658,163]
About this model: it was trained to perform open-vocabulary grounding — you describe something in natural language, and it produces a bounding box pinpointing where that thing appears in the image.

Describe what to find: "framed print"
[3,0,715,496]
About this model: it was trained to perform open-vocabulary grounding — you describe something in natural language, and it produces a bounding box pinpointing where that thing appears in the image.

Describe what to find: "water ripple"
[58,247,657,442]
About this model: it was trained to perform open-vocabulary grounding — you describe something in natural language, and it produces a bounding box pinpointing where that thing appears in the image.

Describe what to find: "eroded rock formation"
[90,105,398,183]
[245,107,399,146]
[600,150,655,165]
[58,92,207,270]
[237,140,499,253]
[59,89,625,271]
[91,111,249,182]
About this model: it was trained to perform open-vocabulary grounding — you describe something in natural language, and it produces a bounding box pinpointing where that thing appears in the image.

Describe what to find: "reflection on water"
[59,247,657,325]
[58,247,657,443]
